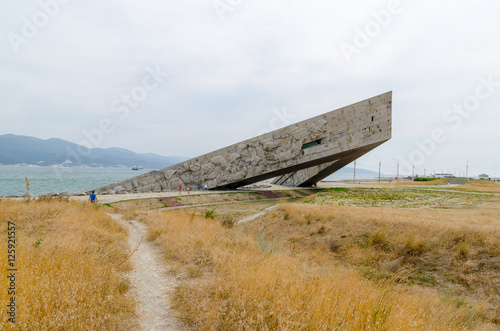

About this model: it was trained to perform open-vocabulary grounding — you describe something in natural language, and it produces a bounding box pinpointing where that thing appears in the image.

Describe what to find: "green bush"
[203,208,217,219]
[414,177,437,182]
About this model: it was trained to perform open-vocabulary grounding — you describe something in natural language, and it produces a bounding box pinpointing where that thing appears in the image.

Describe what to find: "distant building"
[478,174,490,180]
[433,173,455,179]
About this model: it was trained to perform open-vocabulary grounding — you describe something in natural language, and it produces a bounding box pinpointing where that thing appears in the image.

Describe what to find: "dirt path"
[111,214,185,330]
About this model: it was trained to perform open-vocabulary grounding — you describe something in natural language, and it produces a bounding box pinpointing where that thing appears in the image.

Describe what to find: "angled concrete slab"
[94,92,392,194]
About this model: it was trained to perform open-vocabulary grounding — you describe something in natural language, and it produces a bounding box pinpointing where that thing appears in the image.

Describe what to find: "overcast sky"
[1,0,499,177]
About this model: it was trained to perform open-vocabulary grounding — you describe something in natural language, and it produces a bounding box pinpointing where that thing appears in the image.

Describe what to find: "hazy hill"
[0,134,186,169]
[331,167,380,175]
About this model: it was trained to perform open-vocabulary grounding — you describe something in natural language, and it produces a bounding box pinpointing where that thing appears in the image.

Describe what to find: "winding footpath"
[110,214,185,331]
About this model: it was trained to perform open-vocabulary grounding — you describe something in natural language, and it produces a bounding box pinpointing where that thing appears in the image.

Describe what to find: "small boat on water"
[132,166,143,170]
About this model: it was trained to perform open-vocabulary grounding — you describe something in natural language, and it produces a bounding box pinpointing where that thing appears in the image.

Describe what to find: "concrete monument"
[93,91,392,194]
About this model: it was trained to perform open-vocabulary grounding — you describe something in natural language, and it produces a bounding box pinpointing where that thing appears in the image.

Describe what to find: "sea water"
[0,166,149,197]
[0,165,378,197]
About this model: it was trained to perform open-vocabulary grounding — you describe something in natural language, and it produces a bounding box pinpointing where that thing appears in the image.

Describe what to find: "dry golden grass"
[245,203,500,326]
[310,187,496,209]
[392,178,450,186]
[456,180,500,193]
[0,199,137,330]
[182,200,283,220]
[110,198,166,220]
[137,209,478,330]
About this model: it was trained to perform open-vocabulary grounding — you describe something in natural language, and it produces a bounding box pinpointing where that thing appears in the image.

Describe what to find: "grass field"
[245,203,500,323]
[135,210,476,329]
[121,181,499,330]
[451,179,500,193]
[3,180,498,329]
[109,189,317,220]
[0,199,137,330]
[308,187,495,208]
[377,178,500,193]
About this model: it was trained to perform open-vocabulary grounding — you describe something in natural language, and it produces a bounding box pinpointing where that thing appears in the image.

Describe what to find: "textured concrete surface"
[93,92,392,194]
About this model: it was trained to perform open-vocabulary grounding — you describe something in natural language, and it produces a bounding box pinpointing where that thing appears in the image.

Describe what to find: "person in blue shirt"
[88,191,98,204]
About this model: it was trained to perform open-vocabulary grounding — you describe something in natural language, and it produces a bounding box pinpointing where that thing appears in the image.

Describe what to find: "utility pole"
[392,158,399,181]
[412,164,415,179]
[378,160,381,183]
[353,160,356,184]
[466,160,469,181]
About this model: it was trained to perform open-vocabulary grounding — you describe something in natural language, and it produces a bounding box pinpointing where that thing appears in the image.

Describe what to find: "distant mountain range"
[332,167,380,175]
[323,166,385,180]
[0,134,187,169]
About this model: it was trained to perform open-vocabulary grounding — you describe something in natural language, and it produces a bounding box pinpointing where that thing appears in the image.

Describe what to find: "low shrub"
[414,177,438,182]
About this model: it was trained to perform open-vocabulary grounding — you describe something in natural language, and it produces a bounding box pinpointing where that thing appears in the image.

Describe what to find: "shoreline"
[4,180,497,204]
